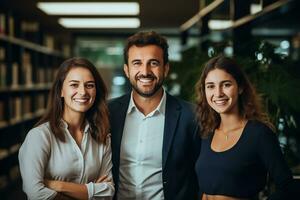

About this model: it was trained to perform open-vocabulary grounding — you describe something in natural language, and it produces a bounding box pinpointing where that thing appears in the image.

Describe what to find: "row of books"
[0,94,46,125]
[0,12,56,50]
[0,55,57,88]
[0,13,15,37]
[0,143,21,190]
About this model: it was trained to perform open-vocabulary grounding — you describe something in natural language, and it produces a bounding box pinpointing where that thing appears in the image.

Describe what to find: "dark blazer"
[108,92,201,200]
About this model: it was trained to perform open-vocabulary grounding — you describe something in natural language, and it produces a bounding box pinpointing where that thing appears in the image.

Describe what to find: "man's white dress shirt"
[117,91,166,200]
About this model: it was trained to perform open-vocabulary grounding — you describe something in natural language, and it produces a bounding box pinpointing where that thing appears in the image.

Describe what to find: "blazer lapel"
[111,94,130,170]
[162,94,181,169]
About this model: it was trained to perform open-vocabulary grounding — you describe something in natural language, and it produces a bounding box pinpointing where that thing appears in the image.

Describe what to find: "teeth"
[214,99,227,105]
[139,78,153,83]
[74,98,89,103]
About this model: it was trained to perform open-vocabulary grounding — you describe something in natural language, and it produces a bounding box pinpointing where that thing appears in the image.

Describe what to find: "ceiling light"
[250,4,262,14]
[208,20,233,30]
[37,2,140,15]
[58,18,140,28]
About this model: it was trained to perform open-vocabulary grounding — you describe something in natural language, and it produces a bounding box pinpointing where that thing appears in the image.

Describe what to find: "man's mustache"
[136,74,156,79]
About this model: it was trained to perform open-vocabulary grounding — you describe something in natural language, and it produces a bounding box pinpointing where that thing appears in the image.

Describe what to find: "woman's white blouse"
[18,121,114,200]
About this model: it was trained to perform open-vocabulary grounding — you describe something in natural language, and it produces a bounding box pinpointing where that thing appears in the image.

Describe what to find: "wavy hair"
[195,55,274,137]
[36,57,110,144]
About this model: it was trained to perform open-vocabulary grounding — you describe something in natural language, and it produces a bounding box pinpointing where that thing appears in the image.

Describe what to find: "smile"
[213,99,228,105]
[73,98,90,103]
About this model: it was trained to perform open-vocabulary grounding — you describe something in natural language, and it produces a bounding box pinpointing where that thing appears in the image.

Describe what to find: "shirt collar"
[127,89,167,116]
[60,119,90,134]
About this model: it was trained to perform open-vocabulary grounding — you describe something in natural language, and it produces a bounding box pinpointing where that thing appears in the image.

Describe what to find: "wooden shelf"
[228,0,292,30]
[0,33,64,57]
[0,110,45,130]
[0,83,52,93]
[180,0,293,32]
[180,0,225,31]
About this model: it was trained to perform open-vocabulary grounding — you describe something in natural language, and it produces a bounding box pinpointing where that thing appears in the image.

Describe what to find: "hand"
[44,179,62,191]
[95,174,112,183]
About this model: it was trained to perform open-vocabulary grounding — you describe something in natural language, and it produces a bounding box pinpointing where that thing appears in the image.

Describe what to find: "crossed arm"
[18,129,114,200]
[45,175,112,200]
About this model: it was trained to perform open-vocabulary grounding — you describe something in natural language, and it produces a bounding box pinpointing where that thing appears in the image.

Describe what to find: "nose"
[78,84,86,95]
[140,63,151,75]
[215,86,224,97]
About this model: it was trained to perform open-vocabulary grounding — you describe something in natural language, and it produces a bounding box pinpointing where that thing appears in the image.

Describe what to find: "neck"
[219,113,245,131]
[132,88,164,116]
[63,112,85,133]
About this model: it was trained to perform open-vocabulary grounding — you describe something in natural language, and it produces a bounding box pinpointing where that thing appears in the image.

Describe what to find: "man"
[108,31,200,200]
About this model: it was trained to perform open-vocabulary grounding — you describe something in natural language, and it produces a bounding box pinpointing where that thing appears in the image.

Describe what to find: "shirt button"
[163,181,167,185]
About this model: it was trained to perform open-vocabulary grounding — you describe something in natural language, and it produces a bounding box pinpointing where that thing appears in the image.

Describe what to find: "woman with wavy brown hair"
[195,55,294,200]
[19,57,114,199]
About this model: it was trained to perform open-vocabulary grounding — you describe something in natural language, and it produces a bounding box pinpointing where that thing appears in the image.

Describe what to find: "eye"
[205,84,214,89]
[223,82,232,88]
[85,83,95,89]
[132,61,141,67]
[150,60,160,67]
[70,83,78,88]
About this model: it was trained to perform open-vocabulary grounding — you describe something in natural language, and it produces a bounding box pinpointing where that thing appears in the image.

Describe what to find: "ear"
[164,63,170,78]
[123,64,129,78]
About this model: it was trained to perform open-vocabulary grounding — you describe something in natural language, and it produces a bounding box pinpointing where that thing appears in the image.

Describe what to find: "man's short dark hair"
[123,31,169,65]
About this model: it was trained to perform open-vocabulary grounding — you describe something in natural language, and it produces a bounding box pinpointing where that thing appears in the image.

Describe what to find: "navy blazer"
[108,92,201,200]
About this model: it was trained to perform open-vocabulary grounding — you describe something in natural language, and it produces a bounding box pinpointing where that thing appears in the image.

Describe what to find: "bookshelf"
[0,9,68,196]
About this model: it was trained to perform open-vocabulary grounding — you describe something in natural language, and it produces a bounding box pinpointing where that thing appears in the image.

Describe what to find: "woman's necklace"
[219,121,246,141]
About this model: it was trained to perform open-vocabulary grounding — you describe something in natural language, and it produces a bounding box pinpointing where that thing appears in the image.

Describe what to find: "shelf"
[228,0,292,30]
[0,33,64,57]
[0,110,45,130]
[0,83,52,93]
[180,0,225,31]
[180,0,293,32]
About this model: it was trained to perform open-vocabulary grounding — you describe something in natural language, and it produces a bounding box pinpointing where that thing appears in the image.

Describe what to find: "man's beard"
[130,74,164,98]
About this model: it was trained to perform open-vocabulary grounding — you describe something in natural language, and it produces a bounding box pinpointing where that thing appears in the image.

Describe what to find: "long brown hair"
[195,55,274,137]
[36,57,110,144]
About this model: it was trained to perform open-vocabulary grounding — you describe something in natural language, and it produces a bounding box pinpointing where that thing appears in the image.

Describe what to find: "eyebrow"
[131,59,141,63]
[205,80,232,85]
[68,80,95,83]
[130,59,161,63]
[148,59,160,63]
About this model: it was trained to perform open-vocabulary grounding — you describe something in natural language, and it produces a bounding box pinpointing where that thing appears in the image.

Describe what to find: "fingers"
[44,179,50,186]
[95,175,112,183]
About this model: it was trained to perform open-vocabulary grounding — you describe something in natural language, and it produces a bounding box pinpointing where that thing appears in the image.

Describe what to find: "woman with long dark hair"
[19,57,114,199]
[195,55,294,200]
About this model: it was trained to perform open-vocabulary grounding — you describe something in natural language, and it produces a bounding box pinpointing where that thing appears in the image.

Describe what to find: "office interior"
[0,0,300,199]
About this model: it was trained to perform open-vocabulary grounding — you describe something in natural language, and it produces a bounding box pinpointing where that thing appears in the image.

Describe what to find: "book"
[23,95,32,117]
[0,13,6,34]
[0,63,6,87]
[21,20,40,43]
[0,100,5,122]
[21,52,33,86]
[15,97,22,120]
[11,62,19,87]
[0,46,5,61]
[8,15,14,37]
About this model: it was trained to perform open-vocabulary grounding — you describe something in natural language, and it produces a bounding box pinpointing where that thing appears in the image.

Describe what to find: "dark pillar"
[231,0,253,56]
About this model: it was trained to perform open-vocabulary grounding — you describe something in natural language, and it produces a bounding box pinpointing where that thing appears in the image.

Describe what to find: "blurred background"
[0,0,300,199]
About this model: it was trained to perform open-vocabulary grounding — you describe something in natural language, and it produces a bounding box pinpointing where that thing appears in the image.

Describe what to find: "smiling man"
[108,31,201,200]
